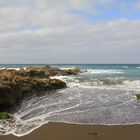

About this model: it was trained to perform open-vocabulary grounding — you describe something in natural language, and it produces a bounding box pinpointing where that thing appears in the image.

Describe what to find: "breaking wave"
[136,67,140,69]
[52,75,140,91]
[0,67,26,71]
[84,69,124,74]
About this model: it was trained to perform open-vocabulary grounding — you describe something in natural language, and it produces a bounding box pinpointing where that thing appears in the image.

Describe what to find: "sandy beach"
[1,122,140,140]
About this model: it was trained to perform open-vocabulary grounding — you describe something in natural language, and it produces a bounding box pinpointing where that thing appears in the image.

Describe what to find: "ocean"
[1,64,140,136]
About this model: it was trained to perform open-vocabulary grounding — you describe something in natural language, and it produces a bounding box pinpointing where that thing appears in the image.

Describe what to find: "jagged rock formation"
[0,66,81,112]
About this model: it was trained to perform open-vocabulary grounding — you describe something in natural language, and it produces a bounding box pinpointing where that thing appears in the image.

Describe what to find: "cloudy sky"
[0,0,140,64]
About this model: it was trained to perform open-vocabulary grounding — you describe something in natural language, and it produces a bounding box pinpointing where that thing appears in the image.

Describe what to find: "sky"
[0,0,140,64]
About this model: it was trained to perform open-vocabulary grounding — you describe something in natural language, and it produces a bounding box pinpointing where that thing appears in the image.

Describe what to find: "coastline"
[1,65,140,139]
[1,122,140,140]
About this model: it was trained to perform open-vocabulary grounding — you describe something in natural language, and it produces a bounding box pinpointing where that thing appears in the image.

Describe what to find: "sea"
[1,64,140,136]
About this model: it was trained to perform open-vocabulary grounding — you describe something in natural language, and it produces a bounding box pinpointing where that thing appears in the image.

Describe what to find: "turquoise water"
[56,64,140,79]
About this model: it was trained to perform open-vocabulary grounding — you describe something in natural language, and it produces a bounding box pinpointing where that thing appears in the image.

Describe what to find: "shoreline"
[1,122,140,140]
[1,65,140,139]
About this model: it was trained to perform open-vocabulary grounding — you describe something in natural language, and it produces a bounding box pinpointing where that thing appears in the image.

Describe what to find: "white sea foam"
[84,69,124,74]
[136,67,140,69]
[1,86,140,136]
[51,75,140,91]
[0,68,21,71]
[59,67,75,70]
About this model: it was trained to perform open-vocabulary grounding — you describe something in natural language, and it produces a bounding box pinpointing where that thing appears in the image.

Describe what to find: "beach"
[1,64,140,137]
[1,122,140,140]
[0,0,140,138]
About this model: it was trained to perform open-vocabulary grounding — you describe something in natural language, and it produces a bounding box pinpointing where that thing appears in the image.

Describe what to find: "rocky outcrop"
[19,66,81,77]
[0,83,21,111]
[0,76,66,111]
[0,66,81,112]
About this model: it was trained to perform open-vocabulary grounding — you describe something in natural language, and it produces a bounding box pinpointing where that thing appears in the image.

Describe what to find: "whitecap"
[84,69,124,74]
[59,67,76,70]
[136,67,140,69]
[0,68,21,71]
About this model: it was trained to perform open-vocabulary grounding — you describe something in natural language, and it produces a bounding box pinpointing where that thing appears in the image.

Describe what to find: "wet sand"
[1,122,140,140]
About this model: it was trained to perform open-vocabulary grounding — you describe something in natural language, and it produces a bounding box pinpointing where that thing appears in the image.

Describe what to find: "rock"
[20,66,81,77]
[0,69,66,112]
[0,112,10,119]
[0,65,80,113]
[66,67,81,75]
[47,79,67,90]
[0,84,21,111]
[135,94,140,100]
[26,70,46,78]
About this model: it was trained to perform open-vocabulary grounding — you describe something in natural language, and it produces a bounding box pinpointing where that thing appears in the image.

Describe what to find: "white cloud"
[133,1,140,11]
[0,0,140,63]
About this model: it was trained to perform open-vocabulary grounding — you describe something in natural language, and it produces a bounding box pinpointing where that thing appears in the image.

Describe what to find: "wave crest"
[51,76,140,91]
[84,69,124,74]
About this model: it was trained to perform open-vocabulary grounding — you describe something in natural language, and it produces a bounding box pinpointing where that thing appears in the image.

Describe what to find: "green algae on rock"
[0,112,10,119]
[135,94,140,100]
